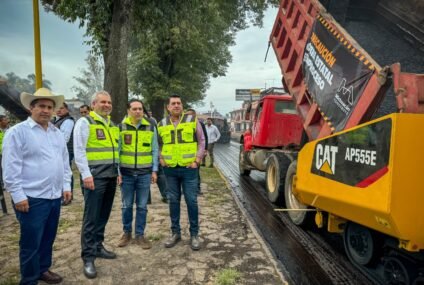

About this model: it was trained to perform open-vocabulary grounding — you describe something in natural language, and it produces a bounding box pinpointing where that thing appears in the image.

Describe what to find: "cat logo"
[315,144,338,175]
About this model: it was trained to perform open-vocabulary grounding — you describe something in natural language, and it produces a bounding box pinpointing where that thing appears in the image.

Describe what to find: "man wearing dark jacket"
[54,102,75,205]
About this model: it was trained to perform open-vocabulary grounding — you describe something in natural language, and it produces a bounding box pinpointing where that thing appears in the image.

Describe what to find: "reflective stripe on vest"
[157,113,197,167]
[85,112,119,167]
[119,117,154,169]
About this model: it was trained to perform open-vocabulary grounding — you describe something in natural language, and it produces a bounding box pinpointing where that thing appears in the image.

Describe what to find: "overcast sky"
[0,0,281,115]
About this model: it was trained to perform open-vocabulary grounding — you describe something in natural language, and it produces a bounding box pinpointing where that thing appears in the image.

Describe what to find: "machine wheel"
[383,257,416,285]
[265,153,290,205]
[343,222,379,266]
[284,160,312,226]
[239,145,251,176]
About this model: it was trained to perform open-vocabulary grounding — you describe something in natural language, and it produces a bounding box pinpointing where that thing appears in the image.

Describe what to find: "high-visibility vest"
[0,130,5,155]
[157,113,197,167]
[119,116,154,169]
[85,111,119,169]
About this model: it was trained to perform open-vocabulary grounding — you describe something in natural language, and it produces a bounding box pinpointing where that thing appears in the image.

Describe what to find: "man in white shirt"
[2,87,72,285]
[203,118,221,167]
[73,91,119,279]
[54,102,75,205]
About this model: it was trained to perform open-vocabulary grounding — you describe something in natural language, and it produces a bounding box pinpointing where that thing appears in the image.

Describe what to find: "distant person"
[0,114,10,180]
[147,111,157,124]
[79,104,90,117]
[117,99,158,249]
[0,115,10,213]
[186,109,208,196]
[203,118,221,167]
[2,88,72,285]
[54,102,75,205]
[73,91,119,279]
[158,94,205,250]
[144,111,168,203]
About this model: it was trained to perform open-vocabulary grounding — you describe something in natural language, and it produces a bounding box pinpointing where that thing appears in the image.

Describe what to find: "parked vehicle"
[240,0,424,283]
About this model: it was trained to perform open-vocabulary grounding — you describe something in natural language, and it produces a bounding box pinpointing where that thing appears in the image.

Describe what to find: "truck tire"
[265,153,290,205]
[284,160,313,227]
[239,145,251,176]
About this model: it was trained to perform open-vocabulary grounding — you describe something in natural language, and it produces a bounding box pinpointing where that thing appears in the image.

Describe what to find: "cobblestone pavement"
[0,167,285,285]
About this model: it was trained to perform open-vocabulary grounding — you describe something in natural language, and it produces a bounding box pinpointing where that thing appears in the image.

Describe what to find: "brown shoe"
[39,270,63,284]
[135,235,152,249]
[118,232,131,247]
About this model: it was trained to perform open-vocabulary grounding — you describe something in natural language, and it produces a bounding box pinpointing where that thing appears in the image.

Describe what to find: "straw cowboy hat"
[20,87,64,110]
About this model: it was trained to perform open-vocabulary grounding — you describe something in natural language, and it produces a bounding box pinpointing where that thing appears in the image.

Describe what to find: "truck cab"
[250,93,303,148]
[239,88,304,204]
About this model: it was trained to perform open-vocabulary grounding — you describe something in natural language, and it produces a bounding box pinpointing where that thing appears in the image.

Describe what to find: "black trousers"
[81,177,117,262]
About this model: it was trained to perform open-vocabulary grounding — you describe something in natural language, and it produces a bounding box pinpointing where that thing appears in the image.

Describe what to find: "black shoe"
[197,191,203,196]
[83,261,97,279]
[164,233,181,248]
[96,246,117,259]
[161,197,168,203]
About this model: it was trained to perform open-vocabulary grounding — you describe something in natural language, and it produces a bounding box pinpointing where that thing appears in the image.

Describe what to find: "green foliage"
[41,0,279,117]
[1,72,52,93]
[215,268,242,285]
[129,0,279,110]
[72,53,104,104]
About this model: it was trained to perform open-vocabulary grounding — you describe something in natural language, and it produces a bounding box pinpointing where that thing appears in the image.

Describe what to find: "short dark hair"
[0,115,6,121]
[79,104,90,110]
[62,102,69,109]
[168,94,181,104]
[207,118,212,121]
[186,108,196,114]
[127,99,144,109]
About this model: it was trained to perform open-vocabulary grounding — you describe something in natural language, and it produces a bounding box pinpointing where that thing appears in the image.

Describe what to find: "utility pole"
[33,0,43,89]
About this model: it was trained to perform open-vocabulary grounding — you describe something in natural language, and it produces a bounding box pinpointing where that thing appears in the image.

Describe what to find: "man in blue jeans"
[157,94,205,250]
[117,99,158,248]
[2,88,72,285]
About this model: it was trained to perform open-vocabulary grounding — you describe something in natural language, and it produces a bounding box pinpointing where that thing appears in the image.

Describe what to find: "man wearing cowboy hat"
[2,87,72,285]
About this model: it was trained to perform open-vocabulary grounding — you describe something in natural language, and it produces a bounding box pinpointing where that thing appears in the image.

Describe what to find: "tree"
[72,53,104,104]
[41,0,278,121]
[129,0,280,118]
[1,72,52,93]
[42,0,132,122]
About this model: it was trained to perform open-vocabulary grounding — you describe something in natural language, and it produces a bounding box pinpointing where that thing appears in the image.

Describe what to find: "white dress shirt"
[73,112,109,179]
[206,124,221,144]
[2,117,72,203]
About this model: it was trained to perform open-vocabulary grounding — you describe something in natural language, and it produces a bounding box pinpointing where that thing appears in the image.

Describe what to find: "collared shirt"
[2,117,72,203]
[55,117,74,143]
[118,117,159,173]
[158,116,205,160]
[73,111,113,179]
[206,124,221,144]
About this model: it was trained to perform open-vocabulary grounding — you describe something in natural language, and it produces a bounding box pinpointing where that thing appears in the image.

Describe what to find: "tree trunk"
[103,0,133,123]
[150,98,167,122]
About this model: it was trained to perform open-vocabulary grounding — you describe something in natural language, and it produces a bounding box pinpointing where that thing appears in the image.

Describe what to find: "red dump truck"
[240,0,424,283]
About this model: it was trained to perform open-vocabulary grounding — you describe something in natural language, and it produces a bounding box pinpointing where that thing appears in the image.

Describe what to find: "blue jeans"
[14,197,61,285]
[121,173,151,236]
[164,167,199,236]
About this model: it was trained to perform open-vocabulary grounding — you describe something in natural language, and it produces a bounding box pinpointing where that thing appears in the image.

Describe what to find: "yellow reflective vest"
[0,129,5,155]
[119,116,154,169]
[85,111,119,169]
[157,113,197,167]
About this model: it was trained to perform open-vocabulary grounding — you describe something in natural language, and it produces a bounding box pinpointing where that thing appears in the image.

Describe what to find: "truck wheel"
[343,222,380,266]
[265,153,290,205]
[284,160,312,226]
[239,145,251,176]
